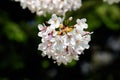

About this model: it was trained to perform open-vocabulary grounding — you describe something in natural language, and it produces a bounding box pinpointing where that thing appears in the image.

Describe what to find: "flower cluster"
[14,0,82,16]
[38,14,91,65]
[103,0,120,4]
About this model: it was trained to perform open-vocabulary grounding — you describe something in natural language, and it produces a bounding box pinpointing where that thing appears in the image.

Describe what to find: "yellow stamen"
[57,31,62,35]
[64,27,73,32]
[59,24,64,29]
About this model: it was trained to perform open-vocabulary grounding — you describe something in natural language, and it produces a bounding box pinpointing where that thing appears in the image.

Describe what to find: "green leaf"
[65,60,77,67]
[96,4,120,30]
[41,60,50,69]
[4,21,27,42]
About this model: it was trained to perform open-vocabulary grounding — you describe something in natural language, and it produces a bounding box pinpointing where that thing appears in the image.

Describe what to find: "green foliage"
[95,4,120,30]
[3,21,27,42]
[41,60,50,69]
[65,60,77,67]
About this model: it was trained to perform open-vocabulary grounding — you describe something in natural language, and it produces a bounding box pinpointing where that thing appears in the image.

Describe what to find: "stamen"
[59,24,64,29]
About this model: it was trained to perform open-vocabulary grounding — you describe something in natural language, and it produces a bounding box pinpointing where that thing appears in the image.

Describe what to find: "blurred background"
[0,0,120,80]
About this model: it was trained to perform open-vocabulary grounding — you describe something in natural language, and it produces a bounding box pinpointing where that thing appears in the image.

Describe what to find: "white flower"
[75,19,88,31]
[38,14,92,65]
[48,14,62,28]
[103,0,120,4]
[14,0,82,16]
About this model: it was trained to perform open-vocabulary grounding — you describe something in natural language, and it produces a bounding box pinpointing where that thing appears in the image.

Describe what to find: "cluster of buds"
[14,0,82,16]
[38,14,92,65]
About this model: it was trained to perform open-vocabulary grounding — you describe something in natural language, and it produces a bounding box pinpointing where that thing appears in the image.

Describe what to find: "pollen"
[64,27,73,32]
[59,24,64,29]
[57,31,62,35]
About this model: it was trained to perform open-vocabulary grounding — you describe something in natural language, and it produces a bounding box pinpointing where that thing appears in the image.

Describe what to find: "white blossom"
[103,0,120,4]
[38,14,91,65]
[14,0,82,16]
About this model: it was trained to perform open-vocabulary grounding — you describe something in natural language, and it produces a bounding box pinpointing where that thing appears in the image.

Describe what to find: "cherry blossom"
[14,0,82,16]
[38,14,92,65]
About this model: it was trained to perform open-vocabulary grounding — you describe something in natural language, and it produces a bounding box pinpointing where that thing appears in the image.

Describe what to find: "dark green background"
[0,0,120,80]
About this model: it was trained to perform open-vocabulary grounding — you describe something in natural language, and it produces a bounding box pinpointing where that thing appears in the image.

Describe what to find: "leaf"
[4,21,27,42]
